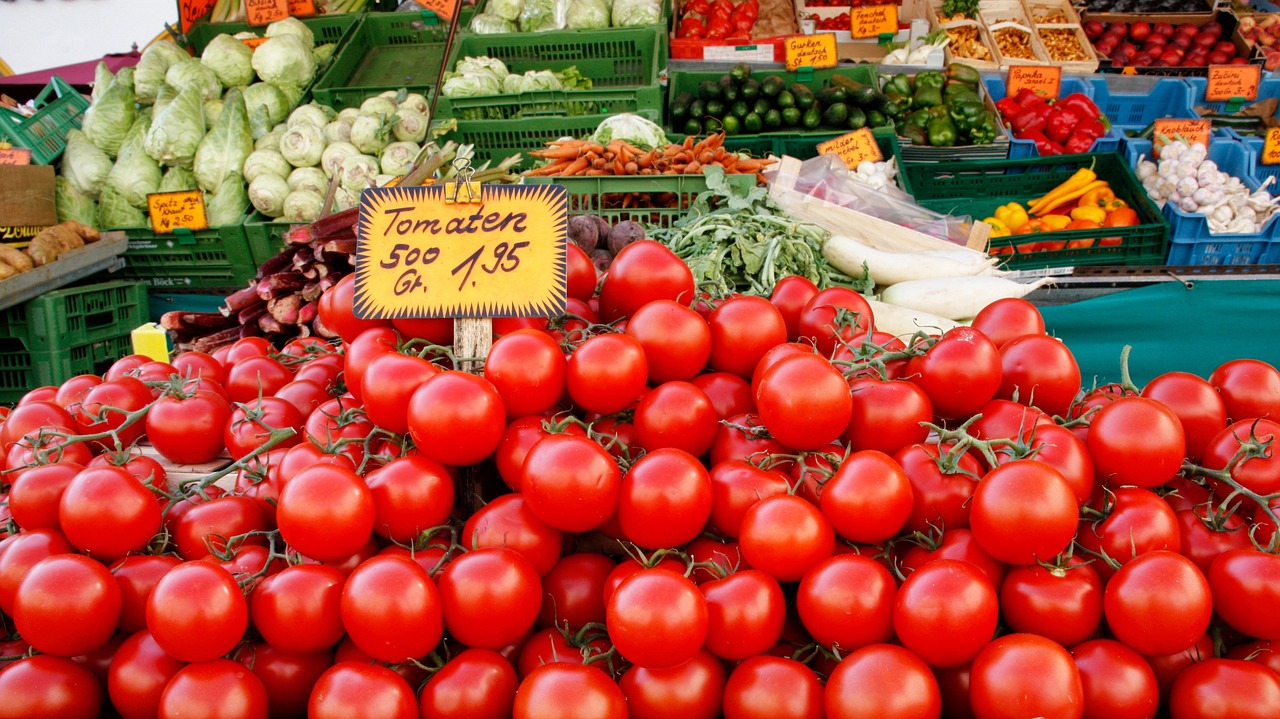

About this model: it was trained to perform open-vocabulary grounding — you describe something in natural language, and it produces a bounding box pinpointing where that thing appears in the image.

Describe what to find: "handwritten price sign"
[147,191,209,234]
[354,184,569,319]
[288,0,317,17]
[1007,65,1062,101]
[1262,127,1280,166]
[178,0,217,32]
[246,0,290,26]
[817,128,883,168]
[1153,118,1211,157]
[785,34,838,71]
[1206,64,1261,102]
[850,5,897,39]
[0,147,32,165]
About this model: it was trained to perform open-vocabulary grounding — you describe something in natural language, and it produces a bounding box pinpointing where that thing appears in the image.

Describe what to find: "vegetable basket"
[0,333,135,405]
[1124,137,1276,266]
[905,152,1169,271]
[0,280,148,355]
[311,11,452,110]
[982,76,1121,159]
[182,13,361,55]
[0,77,90,166]
[111,217,260,293]
[1086,76,1196,136]
[519,172,757,228]
[435,28,665,121]
[433,113,617,170]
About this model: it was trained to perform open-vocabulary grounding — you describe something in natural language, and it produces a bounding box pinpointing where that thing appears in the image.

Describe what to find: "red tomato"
[1071,639,1159,719]
[364,455,454,543]
[7,461,80,531]
[318,274,393,344]
[755,353,852,451]
[513,663,627,719]
[1208,548,1280,641]
[0,654,102,719]
[1208,358,1280,422]
[996,334,1081,417]
[709,412,790,468]
[970,297,1046,348]
[171,350,227,386]
[896,442,983,534]
[1201,419,1280,495]
[620,647,725,719]
[147,390,232,465]
[250,563,346,655]
[308,662,417,719]
[707,458,790,540]
[797,554,896,653]
[277,463,374,562]
[1104,550,1212,657]
[59,465,162,562]
[770,274,820,342]
[1000,561,1103,648]
[13,554,119,658]
[821,449,913,544]
[493,415,586,492]
[825,643,942,719]
[104,354,153,381]
[439,547,542,651]
[111,554,180,635]
[796,287,874,357]
[707,295,788,379]
[0,400,75,451]
[617,448,712,549]
[224,355,293,405]
[969,634,1083,719]
[272,377,330,419]
[893,559,999,669]
[521,433,621,534]
[1176,506,1251,575]
[234,643,330,719]
[292,353,344,389]
[1077,486,1179,580]
[564,242,597,302]
[692,371,754,419]
[392,316,452,344]
[625,299,713,383]
[1141,371,1228,462]
[418,648,518,719]
[608,568,708,669]
[842,378,932,455]
[701,568,786,661]
[53,374,103,413]
[898,527,1006,590]
[360,352,441,435]
[157,659,268,719]
[565,332,648,415]
[0,528,74,615]
[597,240,695,323]
[1087,396,1186,489]
[107,630,185,719]
[906,327,1003,419]
[461,494,563,577]
[340,555,442,663]
[172,495,267,561]
[739,494,835,583]
[147,562,247,663]
[537,553,614,631]
[722,655,824,719]
[632,381,719,456]
[223,396,304,461]
[969,459,1078,565]
[1169,658,1280,719]
[482,329,565,419]
[516,627,606,677]
[73,376,151,447]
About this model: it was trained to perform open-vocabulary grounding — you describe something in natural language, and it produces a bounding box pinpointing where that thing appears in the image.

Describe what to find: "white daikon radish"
[823,234,997,286]
[880,276,1053,321]
[866,297,964,338]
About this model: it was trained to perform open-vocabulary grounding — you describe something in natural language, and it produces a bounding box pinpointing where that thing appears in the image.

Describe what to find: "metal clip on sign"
[444,158,483,205]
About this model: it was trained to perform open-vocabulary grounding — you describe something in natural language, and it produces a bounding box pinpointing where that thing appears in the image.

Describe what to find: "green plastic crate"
[905,152,1169,271]
[0,77,89,166]
[243,211,296,265]
[147,293,229,323]
[435,113,611,170]
[465,0,671,29]
[435,28,664,121]
[520,173,758,228]
[183,13,360,55]
[114,220,259,292]
[0,334,135,404]
[311,12,451,110]
[0,280,148,355]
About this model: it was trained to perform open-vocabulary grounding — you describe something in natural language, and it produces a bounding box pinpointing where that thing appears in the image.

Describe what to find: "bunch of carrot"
[522,133,773,178]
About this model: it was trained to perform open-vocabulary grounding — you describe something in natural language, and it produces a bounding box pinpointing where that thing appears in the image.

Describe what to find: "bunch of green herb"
[941,0,980,19]
[647,167,871,297]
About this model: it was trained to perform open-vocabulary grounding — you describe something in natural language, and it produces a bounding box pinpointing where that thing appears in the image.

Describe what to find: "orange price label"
[784,33,838,72]
[1153,118,1211,157]
[416,0,461,21]
[1006,65,1061,101]
[1262,127,1280,166]
[240,36,269,50]
[850,4,898,39]
[288,0,317,17]
[354,184,568,319]
[816,128,883,169]
[246,0,290,26]
[0,147,32,165]
[179,0,218,32]
[147,191,209,234]
[1206,64,1261,102]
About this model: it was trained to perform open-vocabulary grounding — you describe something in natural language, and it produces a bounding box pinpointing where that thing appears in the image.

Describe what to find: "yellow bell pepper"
[1070,205,1108,224]
[1040,214,1072,231]
[994,202,1029,231]
[983,217,1011,237]
[1079,186,1126,211]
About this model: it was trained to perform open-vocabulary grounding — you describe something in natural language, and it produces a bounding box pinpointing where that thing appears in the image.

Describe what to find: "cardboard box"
[0,165,56,228]
[1082,10,1264,76]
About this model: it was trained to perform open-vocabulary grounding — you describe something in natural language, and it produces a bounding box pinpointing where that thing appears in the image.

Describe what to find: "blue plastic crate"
[1088,76,1197,135]
[1186,77,1280,116]
[1125,137,1274,266]
[1236,135,1280,190]
[983,76,1121,159]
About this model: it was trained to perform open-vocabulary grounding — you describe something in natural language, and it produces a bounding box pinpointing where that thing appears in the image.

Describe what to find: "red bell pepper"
[1063,132,1097,154]
[995,96,1024,122]
[1057,93,1110,131]
[1021,130,1064,156]
[1044,106,1084,144]
[1013,88,1045,108]
[1010,101,1052,137]
[710,0,734,20]
[684,0,711,16]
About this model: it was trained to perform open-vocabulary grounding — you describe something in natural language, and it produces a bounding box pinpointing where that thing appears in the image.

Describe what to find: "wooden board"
[135,441,237,492]
[0,234,128,312]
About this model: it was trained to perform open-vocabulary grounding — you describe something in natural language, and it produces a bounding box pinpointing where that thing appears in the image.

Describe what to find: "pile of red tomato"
[2,238,1280,719]
[675,0,760,41]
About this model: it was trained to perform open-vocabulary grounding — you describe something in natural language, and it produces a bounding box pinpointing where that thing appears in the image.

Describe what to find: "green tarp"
[1040,280,1280,388]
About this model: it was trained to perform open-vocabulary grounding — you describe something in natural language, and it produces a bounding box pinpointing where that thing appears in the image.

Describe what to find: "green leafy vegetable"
[158,166,198,193]
[205,173,250,226]
[55,176,98,226]
[469,13,518,33]
[251,35,317,89]
[133,42,189,104]
[201,34,255,89]
[265,17,315,48]
[62,129,113,199]
[82,67,136,157]
[97,185,147,229]
[611,0,661,26]
[145,85,207,168]
[165,58,223,102]
[194,86,252,193]
[107,116,163,209]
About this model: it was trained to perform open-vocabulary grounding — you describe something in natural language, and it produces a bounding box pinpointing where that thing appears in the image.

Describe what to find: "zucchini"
[831,74,885,108]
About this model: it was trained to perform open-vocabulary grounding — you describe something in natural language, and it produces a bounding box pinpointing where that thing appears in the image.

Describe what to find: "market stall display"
[5,1,1280,716]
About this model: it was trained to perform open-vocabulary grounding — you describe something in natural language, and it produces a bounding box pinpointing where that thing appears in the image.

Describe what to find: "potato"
[0,243,33,273]
[26,224,84,267]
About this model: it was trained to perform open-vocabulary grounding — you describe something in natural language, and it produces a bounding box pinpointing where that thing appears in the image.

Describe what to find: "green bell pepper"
[882,73,913,98]
[914,71,946,91]
[949,99,986,132]
[968,110,1000,145]
[926,115,958,147]
[880,94,909,120]
[945,62,981,87]
[912,84,943,110]
[943,83,981,105]
[899,123,929,146]
[904,108,933,129]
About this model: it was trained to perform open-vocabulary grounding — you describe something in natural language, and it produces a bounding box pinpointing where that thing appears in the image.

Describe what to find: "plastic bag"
[611,0,661,26]
[519,0,569,32]
[765,154,972,246]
